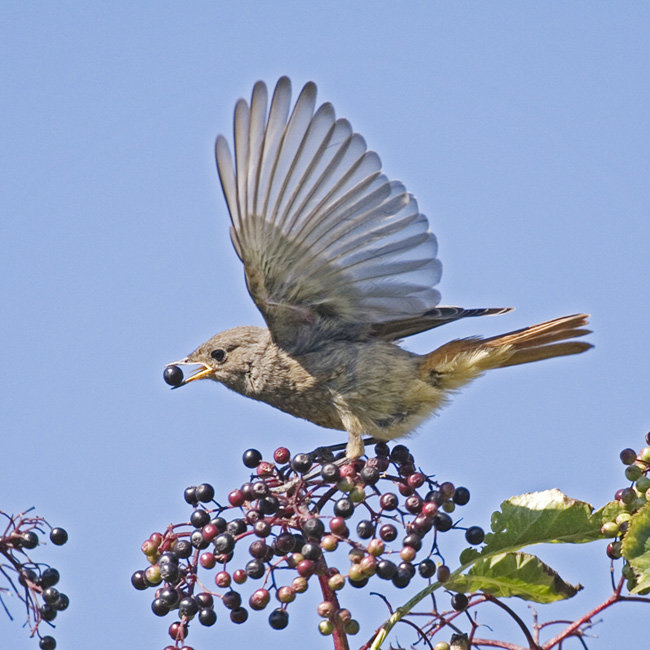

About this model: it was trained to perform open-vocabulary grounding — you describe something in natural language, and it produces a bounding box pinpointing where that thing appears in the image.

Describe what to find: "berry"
[174,540,193,558]
[40,603,57,621]
[190,508,210,528]
[360,466,380,485]
[437,565,451,583]
[620,448,637,465]
[152,598,170,617]
[160,588,180,607]
[40,567,60,587]
[453,486,470,505]
[403,534,422,551]
[259,496,280,515]
[230,607,249,623]
[390,445,410,464]
[42,587,60,604]
[377,559,397,580]
[184,486,198,505]
[199,608,217,626]
[333,497,355,519]
[465,526,485,545]
[179,596,199,618]
[249,588,270,610]
[269,608,289,629]
[245,559,265,579]
[418,558,436,578]
[276,586,296,603]
[222,590,242,609]
[374,441,390,456]
[433,512,453,532]
[22,531,38,549]
[273,447,291,464]
[214,533,236,554]
[392,567,411,588]
[452,593,468,610]
[163,365,184,387]
[356,520,374,539]
[291,453,312,473]
[192,530,210,549]
[379,492,398,510]
[405,494,423,514]
[319,620,334,635]
[39,637,57,650]
[379,523,397,541]
[329,517,349,537]
[49,527,68,545]
[227,519,247,536]
[242,448,263,468]
[195,483,215,502]
[301,542,322,560]
[130,570,150,591]
[321,463,341,482]
[302,517,325,539]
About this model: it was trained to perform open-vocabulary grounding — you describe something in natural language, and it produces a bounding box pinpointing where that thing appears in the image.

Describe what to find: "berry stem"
[317,571,350,650]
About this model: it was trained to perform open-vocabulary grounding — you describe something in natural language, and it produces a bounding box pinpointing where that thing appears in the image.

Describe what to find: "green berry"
[319,620,334,635]
[601,521,619,537]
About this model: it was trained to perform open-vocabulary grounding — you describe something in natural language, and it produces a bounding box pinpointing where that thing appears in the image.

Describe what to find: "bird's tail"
[419,314,592,391]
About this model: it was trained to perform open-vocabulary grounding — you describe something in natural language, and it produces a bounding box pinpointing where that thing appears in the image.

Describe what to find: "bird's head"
[164,325,270,392]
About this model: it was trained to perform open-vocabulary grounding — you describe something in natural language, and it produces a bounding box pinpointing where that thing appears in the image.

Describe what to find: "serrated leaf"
[621,503,650,594]
[474,489,611,559]
[447,551,581,603]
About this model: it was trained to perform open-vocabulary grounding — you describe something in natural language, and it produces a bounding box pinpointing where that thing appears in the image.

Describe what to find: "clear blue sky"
[2,3,649,649]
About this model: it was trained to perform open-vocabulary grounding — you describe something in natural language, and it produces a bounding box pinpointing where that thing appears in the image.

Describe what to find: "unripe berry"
[215,571,231,588]
[345,619,360,635]
[318,600,335,618]
[291,576,309,593]
[249,588,270,610]
[273,447,291,464]
[328,573,345,591]
[367,538,385,556]
[319,620,334,635]
[601,521,619,537]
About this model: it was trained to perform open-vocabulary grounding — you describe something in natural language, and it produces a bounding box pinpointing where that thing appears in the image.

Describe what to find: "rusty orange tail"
[419,314,592,390]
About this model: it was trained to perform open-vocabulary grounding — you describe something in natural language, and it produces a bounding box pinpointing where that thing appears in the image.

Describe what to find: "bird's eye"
[210,349,226,363]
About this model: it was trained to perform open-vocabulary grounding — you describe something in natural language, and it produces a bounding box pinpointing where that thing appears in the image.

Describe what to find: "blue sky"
[2,3,649,649]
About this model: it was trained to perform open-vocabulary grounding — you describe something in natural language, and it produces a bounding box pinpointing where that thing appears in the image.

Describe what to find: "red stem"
[317,572,350,650]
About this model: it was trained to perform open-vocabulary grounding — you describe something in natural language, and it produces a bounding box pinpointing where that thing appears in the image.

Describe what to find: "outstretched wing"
[215,78,502,351]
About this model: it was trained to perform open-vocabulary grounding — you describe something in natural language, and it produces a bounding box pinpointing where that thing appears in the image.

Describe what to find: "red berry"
[273,447,291,464]
[228,490,245,507]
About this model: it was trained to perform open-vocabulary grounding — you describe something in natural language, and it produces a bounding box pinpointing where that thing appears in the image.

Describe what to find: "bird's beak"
[167,358,215,388]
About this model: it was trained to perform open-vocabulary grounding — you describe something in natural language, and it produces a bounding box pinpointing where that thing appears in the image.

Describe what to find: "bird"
[164,77,592,458]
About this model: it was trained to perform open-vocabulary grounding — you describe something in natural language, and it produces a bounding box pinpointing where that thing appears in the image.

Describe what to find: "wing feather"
[214,78,507,350]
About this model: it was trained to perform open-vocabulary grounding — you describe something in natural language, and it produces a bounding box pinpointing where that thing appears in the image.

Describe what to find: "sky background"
[2,3,649,649]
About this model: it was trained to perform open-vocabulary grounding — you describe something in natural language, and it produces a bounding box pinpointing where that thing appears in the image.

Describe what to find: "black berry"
[163,365,184,387]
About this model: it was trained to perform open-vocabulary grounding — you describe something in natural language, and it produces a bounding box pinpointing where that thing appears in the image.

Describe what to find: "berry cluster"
[0,509,69,649]
[132,441,484,649]
[602,432,650,587]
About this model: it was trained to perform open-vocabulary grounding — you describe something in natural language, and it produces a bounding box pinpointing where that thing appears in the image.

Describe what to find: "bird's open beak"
[167,359,215,388]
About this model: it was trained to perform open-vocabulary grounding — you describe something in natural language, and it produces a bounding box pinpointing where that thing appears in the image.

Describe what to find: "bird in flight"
[164,77,592,457]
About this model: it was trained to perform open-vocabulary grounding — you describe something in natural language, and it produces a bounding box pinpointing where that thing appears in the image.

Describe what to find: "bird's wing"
[215,78,495,351]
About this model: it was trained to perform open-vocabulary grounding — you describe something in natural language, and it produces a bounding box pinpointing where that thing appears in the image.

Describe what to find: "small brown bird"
[165,77,592,458]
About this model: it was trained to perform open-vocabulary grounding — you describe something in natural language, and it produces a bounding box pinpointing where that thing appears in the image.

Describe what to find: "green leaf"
[461,489,614,567]
[621,503,650,594]
[447,551,581,603]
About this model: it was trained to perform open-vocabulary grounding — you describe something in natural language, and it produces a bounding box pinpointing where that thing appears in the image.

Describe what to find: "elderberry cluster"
[0,510,69,650]
[132,441,485,649]
[601,432,650,587]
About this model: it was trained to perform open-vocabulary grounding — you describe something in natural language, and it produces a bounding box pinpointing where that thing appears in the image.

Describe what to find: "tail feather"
[419,314,592,390]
